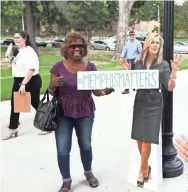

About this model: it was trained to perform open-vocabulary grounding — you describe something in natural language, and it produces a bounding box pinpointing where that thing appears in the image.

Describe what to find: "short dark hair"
[61,32,88,59]
[129,31,135,35]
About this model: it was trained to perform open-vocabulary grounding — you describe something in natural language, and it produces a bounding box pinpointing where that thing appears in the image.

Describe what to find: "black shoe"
[121,90,129,94]
[144,166,151,182]
[137,180,144,188]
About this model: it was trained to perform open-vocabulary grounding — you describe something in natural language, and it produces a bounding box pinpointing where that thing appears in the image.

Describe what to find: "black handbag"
[33,88,59,132]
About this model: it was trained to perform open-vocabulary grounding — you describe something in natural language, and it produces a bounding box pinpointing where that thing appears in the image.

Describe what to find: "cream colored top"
[12,46,39,77]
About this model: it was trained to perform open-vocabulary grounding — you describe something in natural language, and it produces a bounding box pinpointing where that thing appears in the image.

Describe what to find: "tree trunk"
[25,1,35,39]
[110,22,112,32]
[113,0,135,60]
[34,19,41,36]
[88,29,92,44]
[85,25,89,42]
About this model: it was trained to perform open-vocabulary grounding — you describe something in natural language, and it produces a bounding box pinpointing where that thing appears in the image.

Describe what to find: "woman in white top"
[3,30,45,140]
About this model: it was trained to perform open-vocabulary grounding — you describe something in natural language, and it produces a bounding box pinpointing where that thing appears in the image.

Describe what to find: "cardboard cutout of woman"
[120,33,182,188]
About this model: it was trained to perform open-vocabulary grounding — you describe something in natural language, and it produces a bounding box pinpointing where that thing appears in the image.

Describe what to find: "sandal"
[58,181,72,192]
[3,129,18,140]
[84,171,99,188]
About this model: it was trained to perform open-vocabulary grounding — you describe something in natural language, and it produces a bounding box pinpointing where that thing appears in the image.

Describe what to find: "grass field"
[1,47,188,101]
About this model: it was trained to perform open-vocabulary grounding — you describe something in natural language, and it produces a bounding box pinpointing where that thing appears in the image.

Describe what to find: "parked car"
[2,38,15,46]
[175,41,188,47]
[90,40,115,51]
[35,37,47,47]
[174,42,188,54]
[52,39,64,48]
[0,39,5,45]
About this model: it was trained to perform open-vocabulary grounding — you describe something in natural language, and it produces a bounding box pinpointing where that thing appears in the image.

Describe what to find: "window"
[94,41,101,44]
[55,39,64,42]
[101,41,106,45]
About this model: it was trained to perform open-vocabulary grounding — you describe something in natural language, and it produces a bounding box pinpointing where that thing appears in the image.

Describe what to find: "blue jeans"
[55,114,94,181]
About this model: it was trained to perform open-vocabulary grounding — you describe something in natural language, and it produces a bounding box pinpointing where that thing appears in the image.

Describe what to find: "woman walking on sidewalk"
[120,33,181,188]
[48,32,114,192]
[3,30,48,140]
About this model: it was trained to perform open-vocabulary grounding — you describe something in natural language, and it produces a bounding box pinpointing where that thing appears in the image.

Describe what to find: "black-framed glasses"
[68,44,84,49]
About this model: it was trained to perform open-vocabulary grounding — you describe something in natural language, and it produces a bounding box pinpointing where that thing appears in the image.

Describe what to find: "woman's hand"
[6,56,14,62]
[120,58,131,70]
[6,56,13,59]
[100,88,115,95]
[19,84,26,95]
[50,75,64,89]
[175,135,188,162]
[171,54,182,71]
[134,58,139,64]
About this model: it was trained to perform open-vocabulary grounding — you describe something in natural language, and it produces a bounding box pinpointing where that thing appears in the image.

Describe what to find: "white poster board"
[77,70,159,90]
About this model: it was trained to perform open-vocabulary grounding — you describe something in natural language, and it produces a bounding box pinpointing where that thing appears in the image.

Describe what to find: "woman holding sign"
[48,32,114,192]
[120,33,181,188]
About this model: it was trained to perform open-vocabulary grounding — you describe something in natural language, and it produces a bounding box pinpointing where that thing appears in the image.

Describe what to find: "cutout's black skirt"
[131,90,163,145]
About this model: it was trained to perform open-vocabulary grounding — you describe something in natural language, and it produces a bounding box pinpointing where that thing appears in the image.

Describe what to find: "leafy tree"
[130,1,164,33]
[1,1,37,37]
[174,1,188,34]
[53,1,71,35]
[1,1,65,36]
[1,1,25,30]
[66,1,109,42]
[39,1,60,35]
[129,0,188,35]
[105,1,119,32]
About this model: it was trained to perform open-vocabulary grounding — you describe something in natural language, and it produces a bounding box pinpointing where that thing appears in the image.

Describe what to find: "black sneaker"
[122,90,130,94]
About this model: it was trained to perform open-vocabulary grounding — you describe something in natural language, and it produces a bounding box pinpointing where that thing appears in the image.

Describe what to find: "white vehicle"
[174,41,188,54]
[0,39,4,45]
[90,39,116,51]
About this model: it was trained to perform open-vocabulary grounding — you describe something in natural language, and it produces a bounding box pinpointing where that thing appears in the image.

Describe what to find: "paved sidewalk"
[1,70,188,192]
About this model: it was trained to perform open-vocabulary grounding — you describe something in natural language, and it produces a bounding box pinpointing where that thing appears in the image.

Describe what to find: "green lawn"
[1,48,188,101]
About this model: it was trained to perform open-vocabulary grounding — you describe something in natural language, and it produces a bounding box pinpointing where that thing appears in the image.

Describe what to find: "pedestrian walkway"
[1,70,188,192]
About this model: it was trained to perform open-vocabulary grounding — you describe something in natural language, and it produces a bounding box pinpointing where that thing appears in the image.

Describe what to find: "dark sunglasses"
[68,44,84,49]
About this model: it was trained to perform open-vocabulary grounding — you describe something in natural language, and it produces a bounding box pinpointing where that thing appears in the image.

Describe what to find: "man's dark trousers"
[124,59,135,92]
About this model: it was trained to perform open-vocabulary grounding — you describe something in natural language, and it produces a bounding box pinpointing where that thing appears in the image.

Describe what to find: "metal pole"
[22,14,25,31]
[158,5,160,34]
[162,0,184,178]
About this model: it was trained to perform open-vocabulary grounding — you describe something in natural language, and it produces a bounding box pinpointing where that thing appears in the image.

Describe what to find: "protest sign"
[77,70,159,90]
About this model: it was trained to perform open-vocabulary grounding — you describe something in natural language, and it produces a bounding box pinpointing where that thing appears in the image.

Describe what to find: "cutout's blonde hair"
[138,33,164,64]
